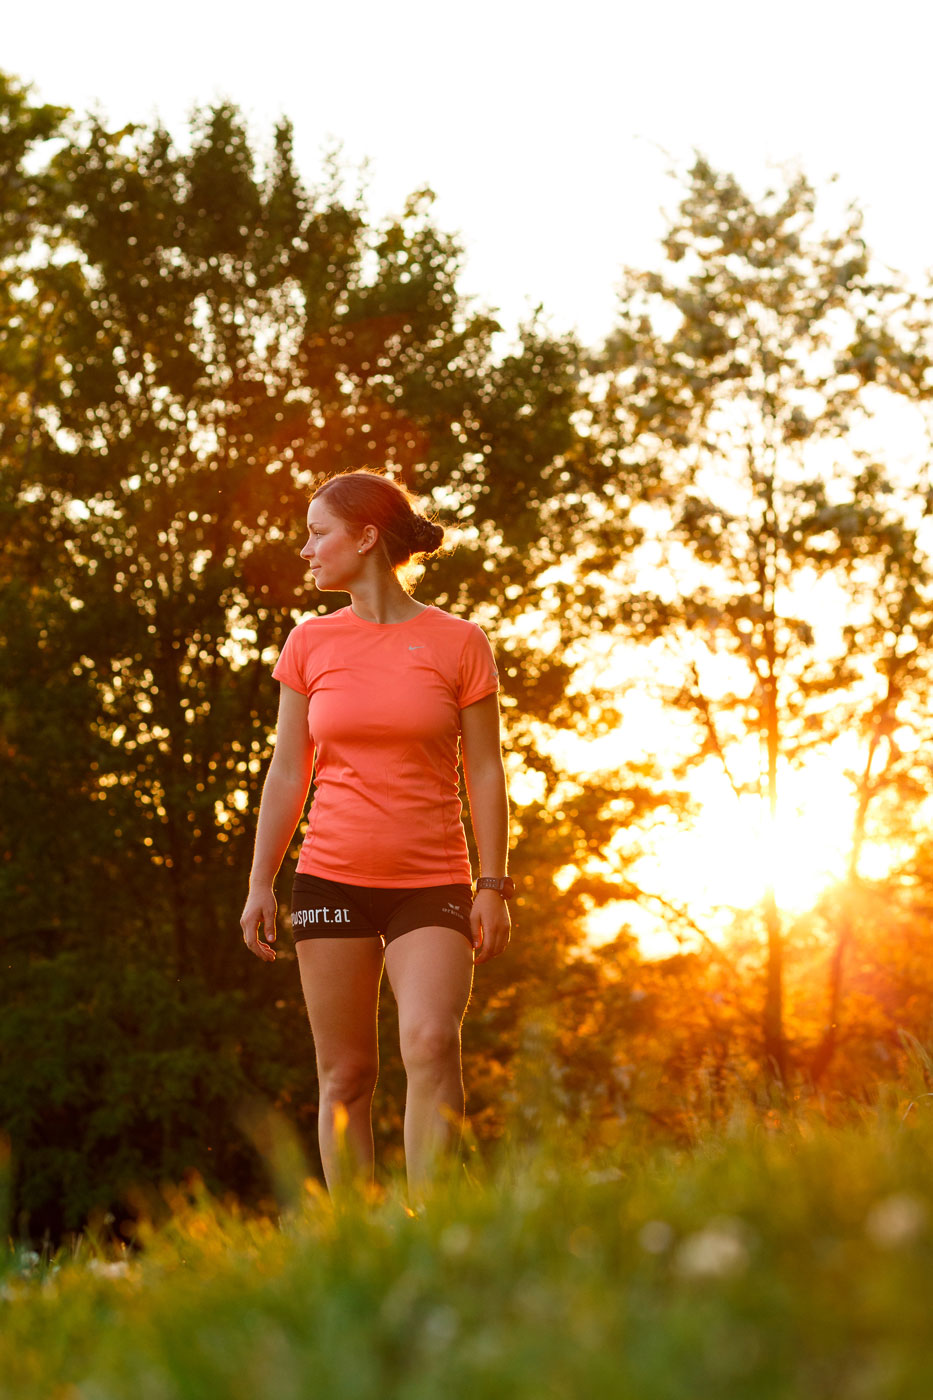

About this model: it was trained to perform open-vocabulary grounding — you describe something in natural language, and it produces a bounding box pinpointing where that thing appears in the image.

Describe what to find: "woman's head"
[305,469,444,593]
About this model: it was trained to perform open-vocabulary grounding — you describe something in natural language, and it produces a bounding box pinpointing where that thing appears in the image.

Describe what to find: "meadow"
[3,1078,933,1400]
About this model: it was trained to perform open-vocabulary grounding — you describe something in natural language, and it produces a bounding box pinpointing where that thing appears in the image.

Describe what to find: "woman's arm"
[240,683,315,961]
[460,692,511,964]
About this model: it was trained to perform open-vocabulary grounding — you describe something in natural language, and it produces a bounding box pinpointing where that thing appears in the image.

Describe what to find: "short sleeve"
[272,625,309,695]
[457,624,499,709]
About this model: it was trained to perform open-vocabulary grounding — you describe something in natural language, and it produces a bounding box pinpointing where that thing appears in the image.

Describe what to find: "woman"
[239,468,512,1194]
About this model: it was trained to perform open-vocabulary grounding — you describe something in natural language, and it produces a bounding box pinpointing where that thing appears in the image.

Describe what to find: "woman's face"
[300,498,368,592]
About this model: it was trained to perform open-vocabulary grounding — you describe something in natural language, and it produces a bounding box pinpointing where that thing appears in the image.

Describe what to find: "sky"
[5,0,933,350]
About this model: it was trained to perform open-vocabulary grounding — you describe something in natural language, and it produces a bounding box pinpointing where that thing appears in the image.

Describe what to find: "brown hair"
[312,469,445,590]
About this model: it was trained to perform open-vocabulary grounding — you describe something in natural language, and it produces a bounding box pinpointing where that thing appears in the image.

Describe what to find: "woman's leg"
[384,927,475,1193]
[296,936,385,1191]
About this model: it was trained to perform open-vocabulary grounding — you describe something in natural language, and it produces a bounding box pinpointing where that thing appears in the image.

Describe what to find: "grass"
[2,1091,933,1399]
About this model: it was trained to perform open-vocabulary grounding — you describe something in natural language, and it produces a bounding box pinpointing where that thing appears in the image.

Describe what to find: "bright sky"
[6,0,933,349]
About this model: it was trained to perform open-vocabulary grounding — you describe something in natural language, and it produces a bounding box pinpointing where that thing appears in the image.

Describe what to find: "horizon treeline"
[3,70,933,1242]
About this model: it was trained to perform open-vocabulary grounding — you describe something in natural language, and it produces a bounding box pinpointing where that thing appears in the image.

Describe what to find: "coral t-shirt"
[272,605,500,887]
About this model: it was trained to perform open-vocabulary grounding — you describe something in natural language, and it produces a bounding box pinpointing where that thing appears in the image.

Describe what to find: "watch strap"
[476,876,515,900]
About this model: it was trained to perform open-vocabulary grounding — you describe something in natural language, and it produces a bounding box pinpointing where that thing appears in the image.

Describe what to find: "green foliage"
[0,72,68,254]
[0,950,318,1239]
[4,1101,933,1398]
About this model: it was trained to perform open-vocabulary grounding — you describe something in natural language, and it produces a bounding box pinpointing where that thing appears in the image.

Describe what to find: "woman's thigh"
[296,936,385,1072]
[384,927,475,1045]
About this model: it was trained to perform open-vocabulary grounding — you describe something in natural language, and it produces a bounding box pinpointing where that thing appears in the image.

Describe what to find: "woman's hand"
[240,885,277,962]
[470,888,511,965]
[240,683,314,965]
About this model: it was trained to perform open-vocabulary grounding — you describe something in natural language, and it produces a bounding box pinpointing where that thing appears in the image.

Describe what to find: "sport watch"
[476,876,515,900]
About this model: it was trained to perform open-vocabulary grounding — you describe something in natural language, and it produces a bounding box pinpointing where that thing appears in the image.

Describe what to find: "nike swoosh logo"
[408,645,425,651]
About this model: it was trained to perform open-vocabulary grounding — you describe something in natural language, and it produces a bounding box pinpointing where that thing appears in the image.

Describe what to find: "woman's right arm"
[240,683,315,962]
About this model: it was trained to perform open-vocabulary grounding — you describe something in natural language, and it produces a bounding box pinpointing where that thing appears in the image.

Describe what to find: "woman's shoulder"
[277,608,353,663]
[286,606,353,636]
[423,605,489,636]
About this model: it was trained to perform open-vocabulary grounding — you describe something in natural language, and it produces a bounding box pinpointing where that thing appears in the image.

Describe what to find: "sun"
[673,759,856,914]
[587,749,897,958]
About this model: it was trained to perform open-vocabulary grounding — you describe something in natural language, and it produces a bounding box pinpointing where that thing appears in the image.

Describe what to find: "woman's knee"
[400,1019,462,1078]
[317,1057,379,1106]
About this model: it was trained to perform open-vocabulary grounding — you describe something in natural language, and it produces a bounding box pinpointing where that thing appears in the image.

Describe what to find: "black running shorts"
[289,873,474,947]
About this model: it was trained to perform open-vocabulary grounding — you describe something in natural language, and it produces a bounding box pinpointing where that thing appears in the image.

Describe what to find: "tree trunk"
[809,895,853,1084]
[762,884,786,1081]
[811,671,895,1084]
[760,460,787,1084]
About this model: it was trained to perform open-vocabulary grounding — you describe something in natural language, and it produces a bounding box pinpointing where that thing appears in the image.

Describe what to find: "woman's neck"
[348,575,427,625]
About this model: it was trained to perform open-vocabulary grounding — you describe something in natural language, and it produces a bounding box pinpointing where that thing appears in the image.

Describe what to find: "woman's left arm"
[460,692,511,964]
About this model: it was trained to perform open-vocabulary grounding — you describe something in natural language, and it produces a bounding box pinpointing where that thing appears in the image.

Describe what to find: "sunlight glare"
[586,746,900,958]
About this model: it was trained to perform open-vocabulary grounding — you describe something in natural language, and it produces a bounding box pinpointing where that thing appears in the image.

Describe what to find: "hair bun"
[409,514,444,555]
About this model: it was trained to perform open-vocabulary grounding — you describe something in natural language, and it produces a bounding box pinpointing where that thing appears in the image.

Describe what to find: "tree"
[588,156,933,1082]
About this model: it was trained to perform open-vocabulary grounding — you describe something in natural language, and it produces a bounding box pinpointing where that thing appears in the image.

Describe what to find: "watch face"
[479,876,514,899]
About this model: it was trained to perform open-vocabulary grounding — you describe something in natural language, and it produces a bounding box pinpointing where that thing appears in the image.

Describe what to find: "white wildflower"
[586,1167,624,1185]
[638,1219,674,1254]
[439,1223,473,1258]
[421,1304,460,1350]
[87,1258,131,1279]
[674,1217,750,1278]
[865,1193,927,1248]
